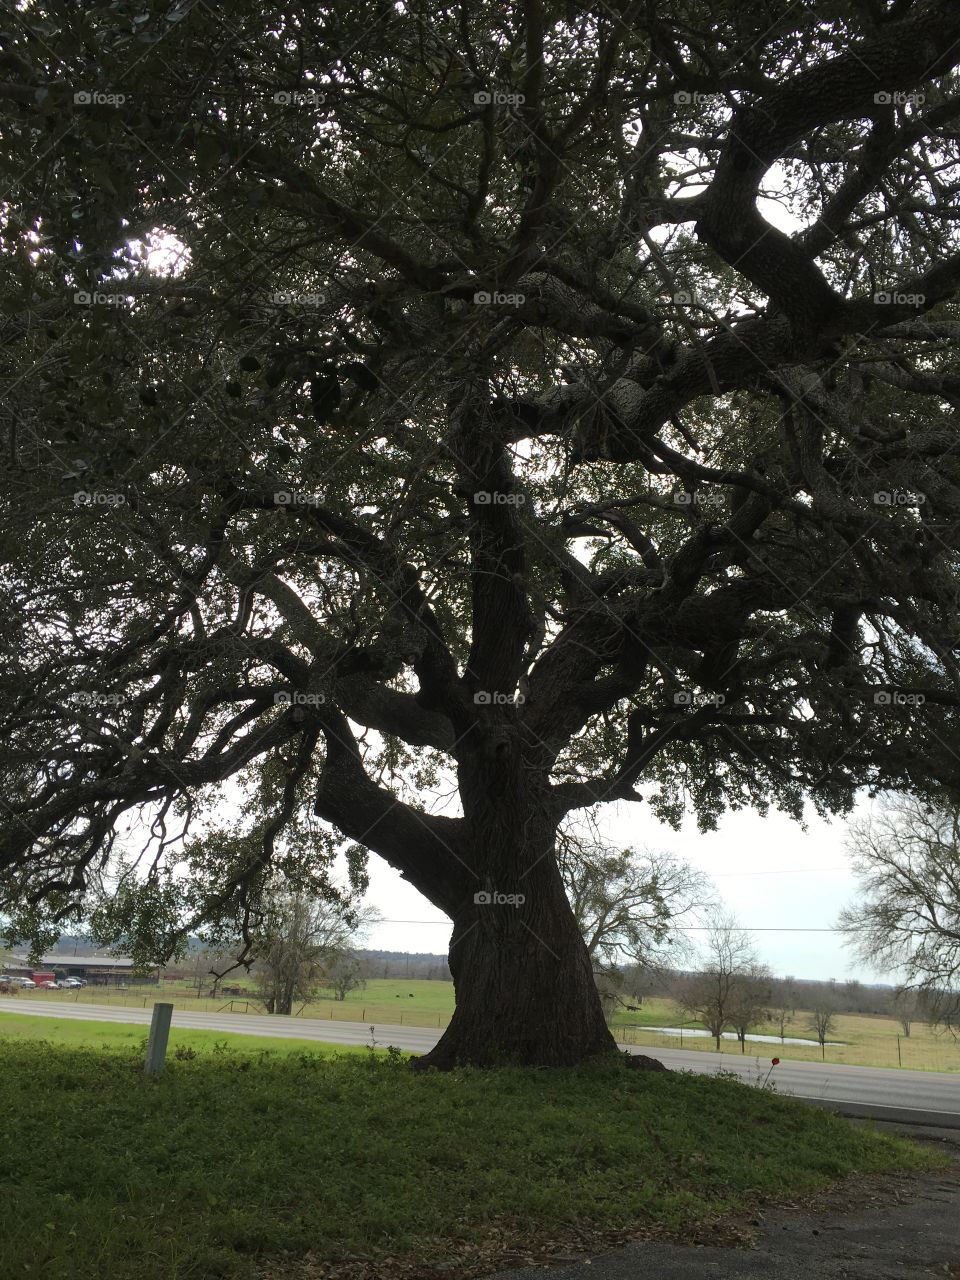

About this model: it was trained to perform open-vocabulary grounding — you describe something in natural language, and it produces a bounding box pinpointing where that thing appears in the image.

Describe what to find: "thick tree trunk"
[412,749,665,1071]
[317,707,668,1071]
[417,863,618,1069]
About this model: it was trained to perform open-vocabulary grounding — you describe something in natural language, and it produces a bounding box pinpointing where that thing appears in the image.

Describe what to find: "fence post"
[144,1002,174,1077]
[897,1035,902,1068]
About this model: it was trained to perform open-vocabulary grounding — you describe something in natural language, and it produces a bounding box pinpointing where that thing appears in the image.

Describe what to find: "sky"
[358,793,893,986]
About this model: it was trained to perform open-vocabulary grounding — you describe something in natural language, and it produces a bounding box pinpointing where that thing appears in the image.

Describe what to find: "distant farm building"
[5,954,145,985]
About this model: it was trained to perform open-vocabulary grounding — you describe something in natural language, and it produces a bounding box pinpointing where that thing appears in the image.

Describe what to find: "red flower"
[772,1057,780,1066]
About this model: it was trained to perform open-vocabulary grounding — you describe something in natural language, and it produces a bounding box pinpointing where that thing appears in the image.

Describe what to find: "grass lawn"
[0,1011,378,1057]
[0,1036,944,1280]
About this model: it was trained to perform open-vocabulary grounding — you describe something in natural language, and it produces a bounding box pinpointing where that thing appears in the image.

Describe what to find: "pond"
[633,1025,845,1047]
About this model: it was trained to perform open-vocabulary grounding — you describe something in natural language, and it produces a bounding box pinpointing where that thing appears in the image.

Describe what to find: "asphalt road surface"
[2,997,958,1125]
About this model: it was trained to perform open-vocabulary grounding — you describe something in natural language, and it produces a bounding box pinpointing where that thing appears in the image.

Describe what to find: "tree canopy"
[4,0,960,1065]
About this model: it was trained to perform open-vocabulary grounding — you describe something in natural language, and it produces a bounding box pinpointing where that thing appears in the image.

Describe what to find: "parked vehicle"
[58,978,85,989]
[17,978,36,988]
[38,980,59,990]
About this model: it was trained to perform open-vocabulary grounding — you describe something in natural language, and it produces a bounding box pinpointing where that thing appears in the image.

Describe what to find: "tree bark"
[416,866,618,1070]
[317,713,668,1070]
[411,741,665,1071]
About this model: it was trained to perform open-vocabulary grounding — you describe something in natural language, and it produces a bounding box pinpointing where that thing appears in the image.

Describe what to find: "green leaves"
[344,360,378,392]
[194,133,222,174]
[309,370,341,418]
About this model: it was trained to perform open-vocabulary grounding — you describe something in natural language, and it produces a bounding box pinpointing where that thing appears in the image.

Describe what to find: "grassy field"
[15,979,960,1072]
[0,1012,382,1057]
[611,997,960,1072]
[21,975,454,1025]
[0,1036,943,1280]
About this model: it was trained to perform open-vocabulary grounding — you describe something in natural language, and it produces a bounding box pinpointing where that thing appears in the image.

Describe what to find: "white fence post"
[144,1002,174,1076]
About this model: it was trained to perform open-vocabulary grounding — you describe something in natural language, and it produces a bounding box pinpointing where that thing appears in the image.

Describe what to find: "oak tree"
[4,2,960,1067]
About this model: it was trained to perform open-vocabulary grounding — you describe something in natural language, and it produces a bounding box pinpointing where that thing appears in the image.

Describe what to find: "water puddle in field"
[632,1025,845,1047]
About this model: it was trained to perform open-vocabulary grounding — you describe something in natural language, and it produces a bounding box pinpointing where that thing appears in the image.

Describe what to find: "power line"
[708,866,849,877]
[375,919,859,932]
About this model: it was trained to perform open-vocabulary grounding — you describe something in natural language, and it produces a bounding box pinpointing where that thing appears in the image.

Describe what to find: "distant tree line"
[355,951,452,982]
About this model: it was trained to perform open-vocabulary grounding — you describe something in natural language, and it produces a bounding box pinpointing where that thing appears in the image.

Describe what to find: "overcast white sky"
[358,793,893,986]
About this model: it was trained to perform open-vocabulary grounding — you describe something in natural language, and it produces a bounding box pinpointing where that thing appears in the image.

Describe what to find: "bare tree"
[324,953,366,1002]
[772,977,798,1043]
[255,896,379,1016]
[843,978,864,1012]
[557,817,713,981]
[727,965,773,1054]
[809,1004,838,1052]
[675,911,760,1051]
[840,795,960,1028]
[892,987,920,1038]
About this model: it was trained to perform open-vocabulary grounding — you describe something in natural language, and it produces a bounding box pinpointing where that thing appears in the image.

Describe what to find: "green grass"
[0,1011,380,1056]
[26,975,456,1027]
[14,979,960,1070]
[0,1037,943,1280]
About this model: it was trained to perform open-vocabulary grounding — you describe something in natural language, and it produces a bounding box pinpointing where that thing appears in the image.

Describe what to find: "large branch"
[696,1,960,330]
[335,675,456,752]
[312,709,466,915]
[449,404,534,700]
[229,487,462,714]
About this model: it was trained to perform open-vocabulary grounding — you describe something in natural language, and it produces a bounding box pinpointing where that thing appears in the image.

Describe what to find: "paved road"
[2,998,959,1124]
[630,1043,960,1127]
